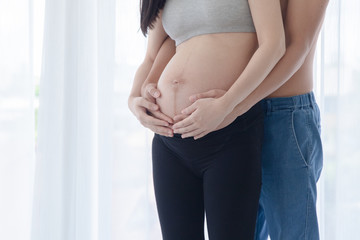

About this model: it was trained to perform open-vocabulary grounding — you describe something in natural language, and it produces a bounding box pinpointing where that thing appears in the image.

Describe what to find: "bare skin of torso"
[269,0,315,98]
[156,0,315,130]
[156,33,258,118]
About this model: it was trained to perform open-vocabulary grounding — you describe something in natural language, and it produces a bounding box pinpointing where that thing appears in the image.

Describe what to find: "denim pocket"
[313,102,322,133]
[291,108,313,167]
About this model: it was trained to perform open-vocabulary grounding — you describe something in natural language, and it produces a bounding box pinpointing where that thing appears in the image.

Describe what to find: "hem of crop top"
[171,27,256,46]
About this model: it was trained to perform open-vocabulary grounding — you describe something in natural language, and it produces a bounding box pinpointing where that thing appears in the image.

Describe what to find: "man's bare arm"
[234,0,329,113]
[190,0,329,115]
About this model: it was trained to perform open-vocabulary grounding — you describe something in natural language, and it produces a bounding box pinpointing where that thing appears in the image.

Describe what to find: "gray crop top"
[162,0,256,46]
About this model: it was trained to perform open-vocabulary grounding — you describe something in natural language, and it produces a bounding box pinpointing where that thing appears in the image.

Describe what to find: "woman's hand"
[128,84,174,137]
[172,94,229,140]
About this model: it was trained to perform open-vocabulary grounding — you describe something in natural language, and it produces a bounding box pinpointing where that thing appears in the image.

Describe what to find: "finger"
[146,84,161,98]
[181,129,205,139]
[173,123,198,135]
[150,88,161,98]
[173,114,188,123]
[172,116,194,129]
[181,103,197,115]
[149,110,174,124]
[138,97,159,111]
[188,94,198,103]
[194,131,209,140]
[146,125,173,137]
[189,90,217,102]
[144,93,156,104]
[139,112,170,127]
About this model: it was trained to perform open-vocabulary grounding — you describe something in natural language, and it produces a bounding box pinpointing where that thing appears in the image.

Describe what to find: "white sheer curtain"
[31,0,115,240]
[315,0,360,239]
[0,1,34,240]
[112,1,161,239]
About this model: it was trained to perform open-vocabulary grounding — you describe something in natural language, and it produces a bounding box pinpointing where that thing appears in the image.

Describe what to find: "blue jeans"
[255,92,323,240]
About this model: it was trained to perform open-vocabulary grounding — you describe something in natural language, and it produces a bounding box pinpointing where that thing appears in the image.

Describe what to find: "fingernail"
[154,91,160,98]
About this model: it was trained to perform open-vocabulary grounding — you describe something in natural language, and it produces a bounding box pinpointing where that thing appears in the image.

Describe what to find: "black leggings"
[152,101,264,240]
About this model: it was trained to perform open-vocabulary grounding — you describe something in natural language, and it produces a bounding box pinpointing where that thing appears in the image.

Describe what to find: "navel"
[172,78,183,85]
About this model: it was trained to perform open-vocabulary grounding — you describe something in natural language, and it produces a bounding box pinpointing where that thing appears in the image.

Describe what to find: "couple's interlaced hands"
[130,83,232,139]
[128,83,173,137]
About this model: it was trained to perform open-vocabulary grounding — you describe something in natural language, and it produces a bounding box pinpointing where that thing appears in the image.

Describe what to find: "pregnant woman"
[129,0,285,239]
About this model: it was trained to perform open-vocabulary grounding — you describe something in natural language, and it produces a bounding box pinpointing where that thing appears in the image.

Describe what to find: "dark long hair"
[140,0,166,36]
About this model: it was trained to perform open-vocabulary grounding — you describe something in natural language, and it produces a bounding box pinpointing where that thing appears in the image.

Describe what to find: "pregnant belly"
[157,43,253,118]
[156,59,249,119]
[156,77,207,118]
